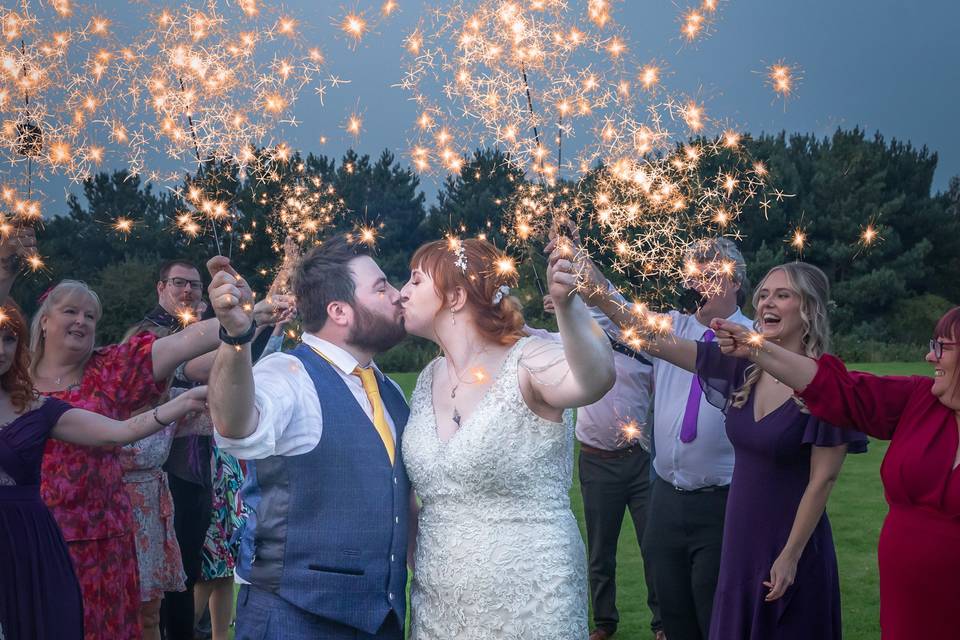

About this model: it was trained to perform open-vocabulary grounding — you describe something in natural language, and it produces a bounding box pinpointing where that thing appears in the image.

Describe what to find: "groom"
[206,236,410,639]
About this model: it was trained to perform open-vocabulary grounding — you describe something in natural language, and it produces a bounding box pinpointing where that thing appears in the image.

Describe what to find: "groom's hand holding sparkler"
[207,255,260,441]
[207,256,255,338]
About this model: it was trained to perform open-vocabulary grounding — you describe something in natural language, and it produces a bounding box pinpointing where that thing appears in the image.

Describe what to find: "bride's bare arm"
[519,245,615,414]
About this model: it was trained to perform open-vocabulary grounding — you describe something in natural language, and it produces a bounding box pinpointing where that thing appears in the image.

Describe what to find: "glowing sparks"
[681,10,706,41]
[340,12,368,42]
[766,60,802,101]
[112,217,133,235]
[399,0,639,179]
[790,228,807,252]
[638,64,660,90]
[355,224,378,247]
[345,113,363,137]
[381,1,399,17]
[495,256,517,276]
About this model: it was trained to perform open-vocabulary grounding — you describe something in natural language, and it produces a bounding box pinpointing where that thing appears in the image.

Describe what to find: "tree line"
[12,127,959,366]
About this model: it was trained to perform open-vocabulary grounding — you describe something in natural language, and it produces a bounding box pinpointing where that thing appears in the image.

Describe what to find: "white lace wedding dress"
[403,337,588,639]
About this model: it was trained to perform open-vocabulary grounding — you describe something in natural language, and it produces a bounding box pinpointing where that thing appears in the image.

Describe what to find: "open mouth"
[67,329,85,339]
[934,368,945,378]
[760,312,781,329]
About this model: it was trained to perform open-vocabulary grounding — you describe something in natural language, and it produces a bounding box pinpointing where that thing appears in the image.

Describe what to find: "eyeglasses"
[929,339,957,361]
[164,277,203,291]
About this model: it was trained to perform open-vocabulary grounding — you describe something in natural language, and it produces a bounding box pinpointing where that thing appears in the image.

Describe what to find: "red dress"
[40,333,166,640]
[799,354,960,640]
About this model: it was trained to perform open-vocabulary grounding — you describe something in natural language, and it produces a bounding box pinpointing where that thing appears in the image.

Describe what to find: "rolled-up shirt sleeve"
[214,352,321,459]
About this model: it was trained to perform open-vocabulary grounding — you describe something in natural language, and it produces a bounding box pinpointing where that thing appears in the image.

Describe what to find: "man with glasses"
[157,260,206,324]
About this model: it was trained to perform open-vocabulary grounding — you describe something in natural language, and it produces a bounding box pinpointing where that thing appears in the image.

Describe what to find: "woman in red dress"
[713,306,960,639]
[29,279,223,640]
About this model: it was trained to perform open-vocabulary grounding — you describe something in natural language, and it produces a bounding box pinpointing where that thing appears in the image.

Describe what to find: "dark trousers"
[641,476,728,640]
[579,446,662,634]
[235,585,404,640]
[160,474,213,640]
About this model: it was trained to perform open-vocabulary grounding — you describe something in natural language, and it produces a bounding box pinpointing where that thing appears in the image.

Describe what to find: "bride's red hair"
[0,302,36,413]
[410,238,525,345]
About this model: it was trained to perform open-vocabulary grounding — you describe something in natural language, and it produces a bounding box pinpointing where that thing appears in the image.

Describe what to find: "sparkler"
[398,0,631,181]
[264,160,347,250]
[765,60,802,103]
[0,0,125,271]
[124,1,333,186]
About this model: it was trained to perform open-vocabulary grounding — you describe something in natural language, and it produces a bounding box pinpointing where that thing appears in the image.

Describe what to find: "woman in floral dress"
[31,279,223,640]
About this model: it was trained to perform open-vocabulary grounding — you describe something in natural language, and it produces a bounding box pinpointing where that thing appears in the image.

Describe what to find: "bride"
[399,237,615,639]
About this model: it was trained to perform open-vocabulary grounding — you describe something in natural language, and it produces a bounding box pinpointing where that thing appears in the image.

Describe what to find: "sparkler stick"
[178,76,223,255]
[515,61,550,295]
[19,40,33,204]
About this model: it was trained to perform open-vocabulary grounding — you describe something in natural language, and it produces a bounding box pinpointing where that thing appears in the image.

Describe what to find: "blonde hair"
[730,263,831,409]
[29,280,103,377]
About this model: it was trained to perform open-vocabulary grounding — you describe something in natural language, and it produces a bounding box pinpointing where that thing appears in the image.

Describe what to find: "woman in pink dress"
[713,306,960,639]
[30,278,223,640]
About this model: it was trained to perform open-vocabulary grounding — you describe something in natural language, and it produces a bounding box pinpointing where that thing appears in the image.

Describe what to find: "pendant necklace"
[447,350,486,427]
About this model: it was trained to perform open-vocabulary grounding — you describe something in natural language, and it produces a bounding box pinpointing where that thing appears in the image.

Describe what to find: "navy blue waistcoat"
[236,344,410,634]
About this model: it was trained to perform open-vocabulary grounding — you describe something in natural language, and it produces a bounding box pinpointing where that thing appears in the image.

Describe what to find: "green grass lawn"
[228,362,928,639]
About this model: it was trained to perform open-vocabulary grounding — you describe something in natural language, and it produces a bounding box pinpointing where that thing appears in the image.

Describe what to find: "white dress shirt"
[525,319,654,452]
[214,333,400,460]
[650,309,751,490]
[592,284,752,489]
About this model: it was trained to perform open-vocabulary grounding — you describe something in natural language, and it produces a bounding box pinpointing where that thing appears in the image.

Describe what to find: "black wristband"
[219,320,257,346]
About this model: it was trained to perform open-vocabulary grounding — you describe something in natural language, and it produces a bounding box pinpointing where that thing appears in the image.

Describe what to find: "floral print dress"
[120,425,186,601]
[41,332,166,640]
[200,443,248,581]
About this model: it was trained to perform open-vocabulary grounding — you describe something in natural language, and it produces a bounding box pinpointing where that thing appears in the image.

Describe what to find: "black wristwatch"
[219,320,257,346]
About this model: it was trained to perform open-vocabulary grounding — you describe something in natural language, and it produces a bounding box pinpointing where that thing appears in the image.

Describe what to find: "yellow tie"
[352,366,396,465]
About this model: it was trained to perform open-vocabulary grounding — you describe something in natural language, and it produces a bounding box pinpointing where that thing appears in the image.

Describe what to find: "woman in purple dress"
[0,303,207,640]
[589,261,866,639]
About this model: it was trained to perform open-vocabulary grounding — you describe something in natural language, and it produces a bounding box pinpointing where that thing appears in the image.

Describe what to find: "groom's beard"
[347,302,407,354]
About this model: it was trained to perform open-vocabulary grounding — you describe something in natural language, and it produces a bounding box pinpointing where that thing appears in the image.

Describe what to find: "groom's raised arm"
[207,257,260,440]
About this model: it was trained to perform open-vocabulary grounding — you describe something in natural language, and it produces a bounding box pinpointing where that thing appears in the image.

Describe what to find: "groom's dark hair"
[292,235,371,332]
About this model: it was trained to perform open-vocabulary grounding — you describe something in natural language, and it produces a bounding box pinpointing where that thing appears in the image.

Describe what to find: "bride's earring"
[450,308,456,325]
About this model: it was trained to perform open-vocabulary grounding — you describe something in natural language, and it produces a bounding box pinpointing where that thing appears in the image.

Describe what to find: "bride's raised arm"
[519,243,616,412]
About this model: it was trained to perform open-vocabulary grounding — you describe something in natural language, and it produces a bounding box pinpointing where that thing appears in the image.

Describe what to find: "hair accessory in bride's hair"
[492,285,510,305]
[452,241,467,274]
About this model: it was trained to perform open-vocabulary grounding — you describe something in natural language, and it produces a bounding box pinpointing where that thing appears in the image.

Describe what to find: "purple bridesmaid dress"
[0,398,83,640]
[695,342,867,640]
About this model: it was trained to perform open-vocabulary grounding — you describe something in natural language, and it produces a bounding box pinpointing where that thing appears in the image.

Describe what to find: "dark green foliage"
[733,129,958,358]
[16,131,958,362]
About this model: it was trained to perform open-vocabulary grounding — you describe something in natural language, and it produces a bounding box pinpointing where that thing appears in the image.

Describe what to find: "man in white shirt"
[583,238,753,640]
[206,236,411,640]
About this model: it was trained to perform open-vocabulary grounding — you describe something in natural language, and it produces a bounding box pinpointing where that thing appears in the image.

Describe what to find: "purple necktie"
[679,328,715,443]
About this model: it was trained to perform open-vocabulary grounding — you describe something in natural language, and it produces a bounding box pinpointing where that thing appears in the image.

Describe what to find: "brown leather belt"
[579,442,645,459]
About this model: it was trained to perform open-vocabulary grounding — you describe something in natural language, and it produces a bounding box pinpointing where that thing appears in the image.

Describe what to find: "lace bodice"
[402,337,588,639]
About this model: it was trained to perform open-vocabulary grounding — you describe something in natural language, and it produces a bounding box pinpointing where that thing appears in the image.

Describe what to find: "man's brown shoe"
[589,629,614,640]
